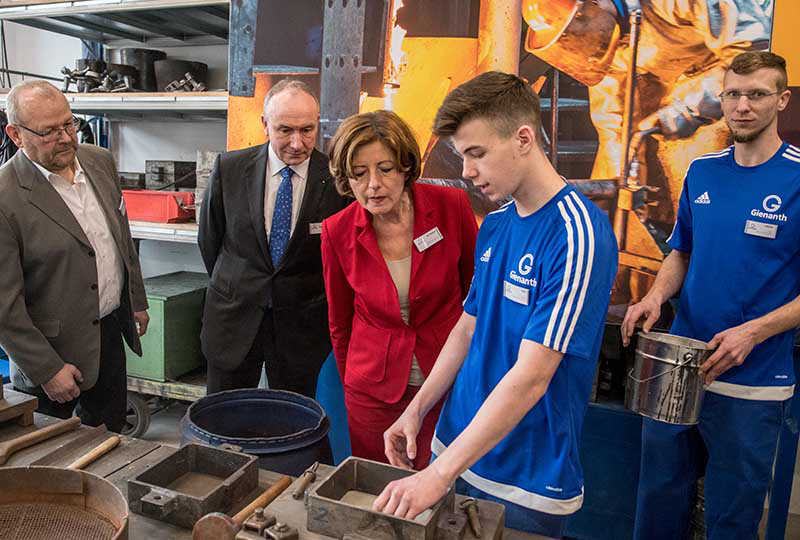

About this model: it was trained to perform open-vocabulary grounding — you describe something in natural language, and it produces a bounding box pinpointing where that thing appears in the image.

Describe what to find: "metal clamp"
[292,461,319,500]
[264,522,299,540]
[458,497,482,537]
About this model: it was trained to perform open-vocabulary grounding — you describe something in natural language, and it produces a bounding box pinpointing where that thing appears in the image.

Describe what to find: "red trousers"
[345,386,444,470]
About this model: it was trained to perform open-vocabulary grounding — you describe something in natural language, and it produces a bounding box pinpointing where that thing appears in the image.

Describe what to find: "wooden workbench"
[0,408,540,540]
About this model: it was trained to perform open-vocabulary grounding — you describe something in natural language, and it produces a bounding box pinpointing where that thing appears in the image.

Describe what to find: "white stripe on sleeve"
[544,200,575,349]
[562,192,597,351]
[554,195,586,351]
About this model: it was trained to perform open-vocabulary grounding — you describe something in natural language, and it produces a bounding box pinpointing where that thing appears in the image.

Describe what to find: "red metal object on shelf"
[122,190,195,223]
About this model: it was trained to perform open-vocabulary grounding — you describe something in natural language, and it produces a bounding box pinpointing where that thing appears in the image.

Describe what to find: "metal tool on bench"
[292,461,319,500]
[0,416,80,465]
[459,497,483,538]
[192,475,292,540]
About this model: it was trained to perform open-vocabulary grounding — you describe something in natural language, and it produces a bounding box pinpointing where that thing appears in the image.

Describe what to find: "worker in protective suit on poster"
[522,0,773,226]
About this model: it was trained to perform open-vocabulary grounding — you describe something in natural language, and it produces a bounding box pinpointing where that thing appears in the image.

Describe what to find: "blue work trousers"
[633,391,790,540]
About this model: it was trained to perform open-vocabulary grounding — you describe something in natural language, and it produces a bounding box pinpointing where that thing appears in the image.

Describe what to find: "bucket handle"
[628,352,696,384]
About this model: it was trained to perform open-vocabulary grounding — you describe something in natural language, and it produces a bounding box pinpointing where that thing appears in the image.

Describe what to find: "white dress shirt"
[264,145,309,240]
[27,151,124,318]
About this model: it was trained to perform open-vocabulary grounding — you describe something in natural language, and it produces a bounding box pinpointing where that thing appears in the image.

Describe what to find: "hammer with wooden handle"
[192,475,292,540]
[0,416,80,465]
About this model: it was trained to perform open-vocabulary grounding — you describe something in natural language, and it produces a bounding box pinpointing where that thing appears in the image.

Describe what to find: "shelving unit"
[128,221,198,244]
[0,91,228,120]
[0,0,229,47]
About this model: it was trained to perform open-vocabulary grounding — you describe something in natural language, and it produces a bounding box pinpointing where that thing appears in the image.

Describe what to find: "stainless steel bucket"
[625,332,711,425]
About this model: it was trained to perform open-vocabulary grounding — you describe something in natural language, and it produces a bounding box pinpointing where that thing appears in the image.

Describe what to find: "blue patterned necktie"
[270,166,293,265]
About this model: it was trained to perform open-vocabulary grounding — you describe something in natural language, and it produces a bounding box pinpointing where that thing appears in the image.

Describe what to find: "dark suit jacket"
[0,145,147,391]
[198,144,350,371]
[321,183,478,404]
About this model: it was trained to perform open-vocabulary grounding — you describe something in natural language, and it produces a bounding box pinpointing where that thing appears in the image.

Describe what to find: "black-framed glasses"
[16,116,80,142]
[718,90,780,103]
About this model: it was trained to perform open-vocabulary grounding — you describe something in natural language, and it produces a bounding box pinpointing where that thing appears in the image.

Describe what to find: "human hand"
[372,462,451,519]
[134,310,149,336]
[700,322,760,384]
[639,102,702,140]
[621,295,662,346]
[42,363,83,403]
[383,408,422,469]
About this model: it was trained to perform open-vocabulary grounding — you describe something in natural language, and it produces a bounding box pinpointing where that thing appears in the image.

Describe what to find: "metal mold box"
[307,457,455,540]
[128,443,257,528]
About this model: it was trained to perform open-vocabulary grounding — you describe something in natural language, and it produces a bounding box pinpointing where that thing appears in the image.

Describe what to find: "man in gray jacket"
[0,81,149,433]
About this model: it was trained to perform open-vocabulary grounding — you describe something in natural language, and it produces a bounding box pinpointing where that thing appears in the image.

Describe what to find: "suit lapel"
[14,150,92,249]
[246,143,271,270]
[410,183,436,285]
[78,148,126,255]
[354,204,385,267]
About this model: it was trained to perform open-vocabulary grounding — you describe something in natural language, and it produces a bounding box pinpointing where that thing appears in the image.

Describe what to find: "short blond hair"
[328,110,421,197]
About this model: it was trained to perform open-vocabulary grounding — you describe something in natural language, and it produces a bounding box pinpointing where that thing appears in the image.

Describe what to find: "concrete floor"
[143,402,800,539]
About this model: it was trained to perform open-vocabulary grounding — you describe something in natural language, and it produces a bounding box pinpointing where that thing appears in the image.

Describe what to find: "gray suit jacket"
[0,145,148,391]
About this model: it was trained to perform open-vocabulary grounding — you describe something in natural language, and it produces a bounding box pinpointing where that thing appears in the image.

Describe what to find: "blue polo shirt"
[432,185,617,514]
[668,143,800,401]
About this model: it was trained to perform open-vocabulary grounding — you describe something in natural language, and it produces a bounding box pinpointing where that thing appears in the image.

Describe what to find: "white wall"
[110,121,226,172]
[3,21,82,85]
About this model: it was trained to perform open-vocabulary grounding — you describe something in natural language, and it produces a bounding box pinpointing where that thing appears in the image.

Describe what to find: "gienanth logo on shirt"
[508,253,537,287]
[750,194,787,222]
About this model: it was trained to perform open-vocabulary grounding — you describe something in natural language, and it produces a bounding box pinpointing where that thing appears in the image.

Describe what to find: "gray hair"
[6,80,64,125]
[262,79,319,117]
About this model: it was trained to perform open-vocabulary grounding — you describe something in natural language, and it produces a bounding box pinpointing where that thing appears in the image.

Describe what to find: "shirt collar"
[268,144,310,181]
[24,149,85,185]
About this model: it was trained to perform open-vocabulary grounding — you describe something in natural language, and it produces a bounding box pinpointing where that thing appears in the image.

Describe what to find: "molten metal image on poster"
[232,0,797,319]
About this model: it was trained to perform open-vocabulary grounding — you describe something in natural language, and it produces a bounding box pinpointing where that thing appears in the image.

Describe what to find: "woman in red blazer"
[322,110,477,469]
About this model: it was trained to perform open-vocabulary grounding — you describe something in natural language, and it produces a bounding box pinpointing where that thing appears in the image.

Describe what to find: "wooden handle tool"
[192,475,292,540]
[0,416,80,465]
[67,435,120,470]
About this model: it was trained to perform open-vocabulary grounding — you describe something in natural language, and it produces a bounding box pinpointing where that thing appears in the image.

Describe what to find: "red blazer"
[321,183,478,404]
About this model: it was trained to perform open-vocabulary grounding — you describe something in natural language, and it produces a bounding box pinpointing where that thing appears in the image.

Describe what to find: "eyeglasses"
[16,116,80,142]
[718,90,780,103]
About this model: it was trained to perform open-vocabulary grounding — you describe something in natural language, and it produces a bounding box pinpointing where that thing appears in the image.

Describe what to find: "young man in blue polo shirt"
[371,71,618,537]
[622,51,800,539]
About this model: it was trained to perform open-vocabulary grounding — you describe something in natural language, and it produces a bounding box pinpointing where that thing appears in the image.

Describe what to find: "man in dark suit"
[0,81,149,433]
[199,79,349,397]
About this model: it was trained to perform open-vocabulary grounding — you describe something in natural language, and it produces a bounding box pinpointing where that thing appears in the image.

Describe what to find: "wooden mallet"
[192,475,292,540]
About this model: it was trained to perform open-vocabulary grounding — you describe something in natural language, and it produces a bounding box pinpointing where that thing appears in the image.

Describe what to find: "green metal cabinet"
[125,271,207,381]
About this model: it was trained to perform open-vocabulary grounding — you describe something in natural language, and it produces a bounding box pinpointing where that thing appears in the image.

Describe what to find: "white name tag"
[503,280,529,305]
[744,219,777,239]
[413,227,443,252]
[309,222,322,235]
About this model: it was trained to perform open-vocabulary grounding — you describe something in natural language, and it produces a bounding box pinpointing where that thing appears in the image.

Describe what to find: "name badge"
[744,220,777,239]
[309,222,322,235]
[413,227,443,252]
[503,280,529,305]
